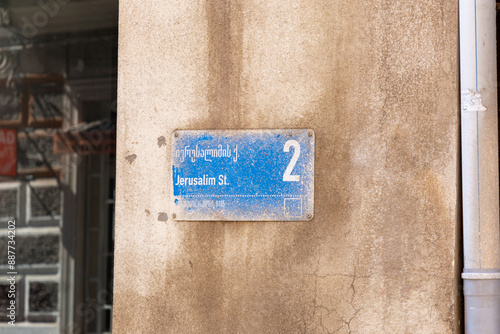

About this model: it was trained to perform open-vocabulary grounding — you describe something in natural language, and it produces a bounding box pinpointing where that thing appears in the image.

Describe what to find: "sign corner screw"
[308,131,313,137]
[307,213,313,220]
[174,132,179,138]
[172,213,177,219]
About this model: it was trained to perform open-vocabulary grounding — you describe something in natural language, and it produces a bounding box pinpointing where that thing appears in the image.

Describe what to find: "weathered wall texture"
[115,0,460,333]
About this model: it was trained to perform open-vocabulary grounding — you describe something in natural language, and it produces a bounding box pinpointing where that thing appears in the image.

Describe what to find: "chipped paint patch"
[157,136,167,148]
[158,212,169,221]
[125,154,137,163]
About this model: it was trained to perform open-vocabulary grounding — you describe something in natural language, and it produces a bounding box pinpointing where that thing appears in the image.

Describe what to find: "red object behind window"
[0,128,17,177]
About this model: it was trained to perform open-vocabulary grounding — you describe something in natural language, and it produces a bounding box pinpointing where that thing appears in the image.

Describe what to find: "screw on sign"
[0,129,17,177]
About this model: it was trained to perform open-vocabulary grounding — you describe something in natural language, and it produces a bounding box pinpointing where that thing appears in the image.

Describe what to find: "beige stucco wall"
[114,0,460,333]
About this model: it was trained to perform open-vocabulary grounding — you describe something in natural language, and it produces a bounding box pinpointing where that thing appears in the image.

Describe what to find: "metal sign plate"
[171,129,315,221]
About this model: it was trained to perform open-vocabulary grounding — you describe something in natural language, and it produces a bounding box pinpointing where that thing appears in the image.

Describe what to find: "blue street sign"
[171,129,315,221]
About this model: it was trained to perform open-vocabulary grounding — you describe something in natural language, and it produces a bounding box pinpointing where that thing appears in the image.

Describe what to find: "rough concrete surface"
[115,0,460,333]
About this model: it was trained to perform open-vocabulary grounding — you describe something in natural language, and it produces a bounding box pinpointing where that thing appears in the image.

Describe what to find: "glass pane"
[18,135,62,171]
[31,186,61,217]
[105,256,114,304]
[32,91,64,120]
[0,235,60,264]
[87,231,99,278]
[108,177,115,201]
[107,204,115,252]
[0,284,12,322]
[105,309,112,332]
[0,188,17,218]
[0,281,23,322]
[69,40,117,79]
[89,155,101,174]
[29,282,58,312]
[85,282,97,332]
[0,89,20,122]
[89,177,101,228]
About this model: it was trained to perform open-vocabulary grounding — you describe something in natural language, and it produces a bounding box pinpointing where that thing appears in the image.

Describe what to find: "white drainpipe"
[459,0,500,332]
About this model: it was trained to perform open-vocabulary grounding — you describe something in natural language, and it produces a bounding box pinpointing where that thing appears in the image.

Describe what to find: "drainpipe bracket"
[461,89,487,112]
[462,271,500,280]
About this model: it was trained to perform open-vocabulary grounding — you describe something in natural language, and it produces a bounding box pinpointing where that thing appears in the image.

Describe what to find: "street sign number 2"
[283,140,300,182]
